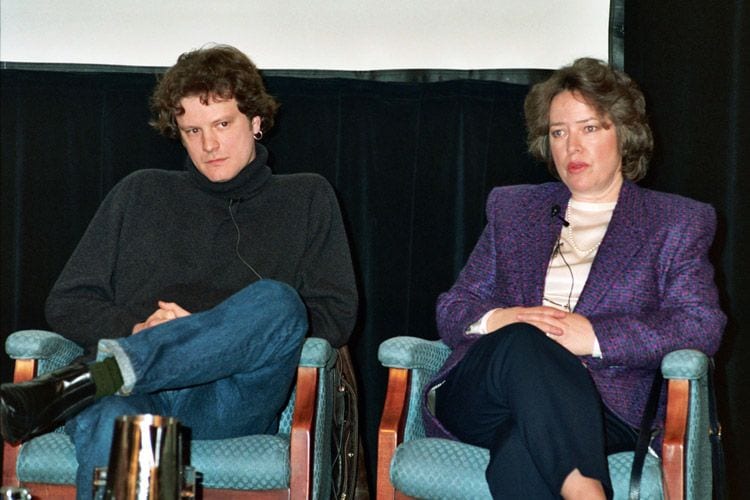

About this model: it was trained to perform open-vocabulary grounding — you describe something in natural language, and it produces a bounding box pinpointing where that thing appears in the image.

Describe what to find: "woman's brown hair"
[524,58,653,181]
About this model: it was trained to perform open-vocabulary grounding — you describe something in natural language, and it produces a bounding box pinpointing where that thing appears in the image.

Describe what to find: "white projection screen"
[0,0,611,70]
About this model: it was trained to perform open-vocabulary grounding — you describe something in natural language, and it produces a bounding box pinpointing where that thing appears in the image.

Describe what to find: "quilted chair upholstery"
[2,330,338,500]
[377,336,714,500]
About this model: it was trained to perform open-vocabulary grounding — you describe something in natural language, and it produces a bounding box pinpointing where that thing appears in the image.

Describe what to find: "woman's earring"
[254,130,263,141]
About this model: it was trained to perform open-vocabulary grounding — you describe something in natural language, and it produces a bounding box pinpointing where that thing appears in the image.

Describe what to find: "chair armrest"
[5,330,83,361]
[289,337,336,500]
[377,336,449,500]
[378,367,410,500]
[378,336,450,370]
[661,349,708,380]
[378,336,450,441]
[661,349,711,500]
[377,337,449,446]
[3,331,84,487]
[298,337,336,368]
[5,330,84,382]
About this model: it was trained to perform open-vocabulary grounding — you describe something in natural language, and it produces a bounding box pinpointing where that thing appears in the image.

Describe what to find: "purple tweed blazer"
[424,180,726,441]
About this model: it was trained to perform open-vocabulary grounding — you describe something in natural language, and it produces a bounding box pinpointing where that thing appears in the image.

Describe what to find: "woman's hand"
[488,306,597,356]
[132,301,191,334]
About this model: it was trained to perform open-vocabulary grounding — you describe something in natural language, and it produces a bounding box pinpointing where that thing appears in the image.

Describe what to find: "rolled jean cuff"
[96,339,137,395]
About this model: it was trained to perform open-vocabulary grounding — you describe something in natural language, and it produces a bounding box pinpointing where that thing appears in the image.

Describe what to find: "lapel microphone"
[550,205,570,227]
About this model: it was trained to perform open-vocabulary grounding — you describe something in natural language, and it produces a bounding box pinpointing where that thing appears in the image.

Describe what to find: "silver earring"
[254,130,263,141]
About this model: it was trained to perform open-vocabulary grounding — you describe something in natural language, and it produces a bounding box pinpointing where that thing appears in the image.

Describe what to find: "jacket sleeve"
[436,188,513,350]
[586,202,726,370]
[45,180,141,356]
[297,178,358,348]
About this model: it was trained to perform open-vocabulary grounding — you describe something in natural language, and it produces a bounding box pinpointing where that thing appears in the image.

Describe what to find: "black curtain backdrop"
[1,2,747,496]
[625,1,749,496]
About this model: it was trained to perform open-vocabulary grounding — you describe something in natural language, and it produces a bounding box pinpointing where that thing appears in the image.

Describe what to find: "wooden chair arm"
[289,365,318,500]
[9,358,38,383]
[661,378,689,500]
[376,368,411,500]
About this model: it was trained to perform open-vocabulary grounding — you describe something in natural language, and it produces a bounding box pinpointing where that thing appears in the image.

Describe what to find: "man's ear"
[251,115,262,133]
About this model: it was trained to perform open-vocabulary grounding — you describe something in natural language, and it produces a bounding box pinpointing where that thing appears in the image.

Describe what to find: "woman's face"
[548,90,623,202]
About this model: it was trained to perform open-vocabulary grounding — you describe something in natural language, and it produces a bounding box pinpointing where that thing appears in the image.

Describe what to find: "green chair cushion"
[390,438,665,499]
[17,432,293,491]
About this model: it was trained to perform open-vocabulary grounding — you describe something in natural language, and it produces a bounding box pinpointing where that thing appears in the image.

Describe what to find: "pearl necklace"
[565,205,603,256]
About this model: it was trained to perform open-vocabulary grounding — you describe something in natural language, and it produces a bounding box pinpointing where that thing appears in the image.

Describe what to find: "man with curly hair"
[0,44,358,499]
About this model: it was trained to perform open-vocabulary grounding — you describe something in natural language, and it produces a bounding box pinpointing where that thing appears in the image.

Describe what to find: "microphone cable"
[228,198,264,281]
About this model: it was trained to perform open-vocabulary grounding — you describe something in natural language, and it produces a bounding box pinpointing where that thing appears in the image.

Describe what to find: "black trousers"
[435,323,637,499]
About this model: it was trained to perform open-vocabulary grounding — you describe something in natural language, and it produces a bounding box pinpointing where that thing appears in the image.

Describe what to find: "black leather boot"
[0,363,96,444]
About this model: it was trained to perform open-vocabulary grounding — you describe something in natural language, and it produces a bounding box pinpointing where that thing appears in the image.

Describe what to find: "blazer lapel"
[575,182,647,316]
[518,184,571,306]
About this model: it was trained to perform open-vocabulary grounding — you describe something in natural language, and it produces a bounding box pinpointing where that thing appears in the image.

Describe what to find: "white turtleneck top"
[543,199,617,312]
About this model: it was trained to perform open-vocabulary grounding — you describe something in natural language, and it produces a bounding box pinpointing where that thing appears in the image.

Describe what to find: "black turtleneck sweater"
[46,144,357,356]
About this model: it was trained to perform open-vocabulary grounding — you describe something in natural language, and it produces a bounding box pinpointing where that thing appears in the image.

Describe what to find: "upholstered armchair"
[377,336,715,500]
[2,330,338,500]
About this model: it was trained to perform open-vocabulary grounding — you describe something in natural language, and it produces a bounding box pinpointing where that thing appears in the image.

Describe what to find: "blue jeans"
[64,280,308,500]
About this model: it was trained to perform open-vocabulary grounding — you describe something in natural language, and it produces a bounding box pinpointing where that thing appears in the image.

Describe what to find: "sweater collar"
[186,143,272,200]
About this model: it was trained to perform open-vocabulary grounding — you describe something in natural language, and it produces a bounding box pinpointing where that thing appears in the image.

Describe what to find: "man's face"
[175,95,261,182]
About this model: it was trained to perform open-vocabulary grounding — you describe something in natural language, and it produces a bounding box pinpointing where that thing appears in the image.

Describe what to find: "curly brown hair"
[150,44,279,139]
[524,58,653,181]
